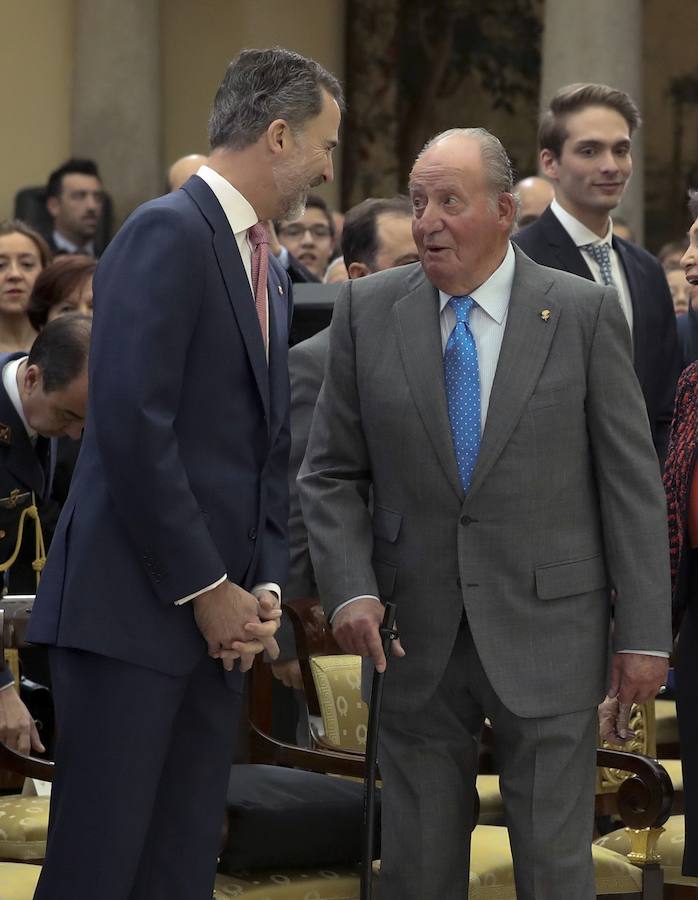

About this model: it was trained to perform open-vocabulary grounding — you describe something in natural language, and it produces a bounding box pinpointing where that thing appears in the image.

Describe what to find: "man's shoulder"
[614,235,664,275]
[289,327,329,369]
[347,261,424,305]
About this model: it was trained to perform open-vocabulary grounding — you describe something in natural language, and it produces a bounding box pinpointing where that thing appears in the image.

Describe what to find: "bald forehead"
[410,136,485,184]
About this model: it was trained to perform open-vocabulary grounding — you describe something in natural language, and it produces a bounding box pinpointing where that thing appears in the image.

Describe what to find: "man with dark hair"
[514,82,680,463]
[299,126,670,900]
[275,194,336,281]
[272,195,418,691]
[28,47,342,900]
[0,314,90,755]
[45,158,104,256]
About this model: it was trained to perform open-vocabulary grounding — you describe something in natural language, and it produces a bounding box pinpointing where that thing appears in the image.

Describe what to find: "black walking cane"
[361,601,398,900]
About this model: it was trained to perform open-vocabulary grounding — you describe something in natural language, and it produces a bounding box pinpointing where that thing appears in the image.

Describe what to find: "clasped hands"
[193,581,281,672]
[598,652,669,745]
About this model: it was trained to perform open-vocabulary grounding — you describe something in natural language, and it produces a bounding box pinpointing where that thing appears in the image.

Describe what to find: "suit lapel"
[539,207,594,281]
[394,272,463,501]
[466,249,558,502]
[613,237,644,378]
[266,260,290,447]
[183,177,270,426]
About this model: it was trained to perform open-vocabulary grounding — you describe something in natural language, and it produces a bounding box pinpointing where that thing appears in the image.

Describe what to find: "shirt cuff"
[617,650,670,657]
[175,573,227,605]
[252,583,282,604]
[329,595,380,624]
[0,680,14,692]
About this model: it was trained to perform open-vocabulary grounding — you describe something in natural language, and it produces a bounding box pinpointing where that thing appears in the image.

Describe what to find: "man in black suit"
[45,158,104,257]
[0,314,90,753]
[514,83,680,464]
[273,196,418,692]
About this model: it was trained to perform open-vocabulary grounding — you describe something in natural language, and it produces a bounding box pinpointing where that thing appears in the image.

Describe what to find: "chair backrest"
[13,186,114,255]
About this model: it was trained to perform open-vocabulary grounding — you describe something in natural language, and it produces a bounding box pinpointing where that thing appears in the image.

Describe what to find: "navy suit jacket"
[513,206,681,463]
[28,176,293,683]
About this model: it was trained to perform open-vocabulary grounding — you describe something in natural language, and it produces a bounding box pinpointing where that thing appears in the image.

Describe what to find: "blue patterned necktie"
[580,242,615,286]
[444,295,480,493]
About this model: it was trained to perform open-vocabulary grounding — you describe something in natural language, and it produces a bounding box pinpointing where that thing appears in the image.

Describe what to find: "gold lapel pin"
[540,309,551,322]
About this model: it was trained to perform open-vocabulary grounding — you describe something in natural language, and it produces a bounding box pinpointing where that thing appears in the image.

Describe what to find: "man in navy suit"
[514,83,680,464]
[28,48,343,900]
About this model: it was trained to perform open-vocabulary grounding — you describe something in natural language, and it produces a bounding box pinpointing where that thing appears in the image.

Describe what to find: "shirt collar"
[438,242,516,324]
[195,165,259,237]
[2,357,35,440]
[52,230,95,257]
[550,198,613,247]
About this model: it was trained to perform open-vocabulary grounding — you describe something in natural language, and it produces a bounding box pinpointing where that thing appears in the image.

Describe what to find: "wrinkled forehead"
[408,164,469,192]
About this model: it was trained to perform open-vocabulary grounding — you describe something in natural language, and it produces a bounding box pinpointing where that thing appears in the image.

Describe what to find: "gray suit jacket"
[298,245,672,718]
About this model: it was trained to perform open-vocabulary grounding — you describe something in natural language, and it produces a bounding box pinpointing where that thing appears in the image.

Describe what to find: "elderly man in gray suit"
[298,128,671,900]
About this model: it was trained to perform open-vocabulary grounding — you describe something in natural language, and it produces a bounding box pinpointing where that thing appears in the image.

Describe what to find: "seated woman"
[26,254,95,332]
[664,187,698,879]
[0,220,51,353]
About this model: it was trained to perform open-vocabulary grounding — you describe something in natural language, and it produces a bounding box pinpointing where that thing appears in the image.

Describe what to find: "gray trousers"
[377,618,597,900]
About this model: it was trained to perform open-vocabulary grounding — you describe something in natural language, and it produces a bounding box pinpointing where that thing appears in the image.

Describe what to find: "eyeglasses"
[278,224,332,240]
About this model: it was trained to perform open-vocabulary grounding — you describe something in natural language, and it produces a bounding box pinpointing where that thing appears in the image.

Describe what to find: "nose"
[599,150,620,174]
[5,260,22,280]
[682,246,695,271]
[323,155,334,184]
[417,198,444,234]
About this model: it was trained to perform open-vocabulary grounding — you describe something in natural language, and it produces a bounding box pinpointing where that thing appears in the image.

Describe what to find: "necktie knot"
[248,221,269,251]
[449,295,475,325]
[580,242,614,286]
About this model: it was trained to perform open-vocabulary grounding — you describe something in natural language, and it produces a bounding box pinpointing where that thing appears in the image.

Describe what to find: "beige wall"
[161,0,346,208]
[0,0,74,220]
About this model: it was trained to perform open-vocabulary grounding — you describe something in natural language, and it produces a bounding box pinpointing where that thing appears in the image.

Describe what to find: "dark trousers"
[34,647,242,900]
[676,569,698,876]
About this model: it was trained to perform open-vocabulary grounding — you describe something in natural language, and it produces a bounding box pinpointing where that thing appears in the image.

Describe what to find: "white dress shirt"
[175,166,279,606]
[2,358,33,440]
[52,230,95,257]
[550,199,633,343]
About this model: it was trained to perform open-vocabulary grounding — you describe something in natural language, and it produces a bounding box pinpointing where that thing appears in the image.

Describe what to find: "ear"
[266,118,292,156]
[23,364,42,394]
[497,193,517,231]
[46,196,60,218]
[347,262,371,279]
[539,148,559,181]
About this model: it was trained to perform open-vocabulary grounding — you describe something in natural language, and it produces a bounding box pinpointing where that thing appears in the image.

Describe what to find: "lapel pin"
[540,309,551,322]
[0,423,11,445]
[277,284,284,295]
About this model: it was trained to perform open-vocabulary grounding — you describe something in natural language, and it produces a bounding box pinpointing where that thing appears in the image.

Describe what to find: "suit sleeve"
[253,273,293,591]
[585,286,672,653]
[90,205,226,606]
[297,282,378,621]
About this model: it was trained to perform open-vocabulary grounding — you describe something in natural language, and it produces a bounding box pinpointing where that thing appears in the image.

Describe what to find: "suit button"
[248,527,257,540]
[460,515,476,526]
[456,577,462,588]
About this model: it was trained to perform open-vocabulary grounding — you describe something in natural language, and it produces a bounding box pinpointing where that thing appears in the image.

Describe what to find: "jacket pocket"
[372,505,402,543]
[534,553,607,600]
[372,557,397,599]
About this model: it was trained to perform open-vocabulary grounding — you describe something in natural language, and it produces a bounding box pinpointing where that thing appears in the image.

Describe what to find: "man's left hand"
[600,652,669,742]
[212,590,281,670]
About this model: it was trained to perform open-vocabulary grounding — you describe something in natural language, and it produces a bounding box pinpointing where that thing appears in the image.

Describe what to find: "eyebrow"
[574,138,631,148]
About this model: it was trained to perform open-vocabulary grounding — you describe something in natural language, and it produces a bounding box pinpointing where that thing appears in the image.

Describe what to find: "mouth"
[298,253,317,264]
[686,272,698,286]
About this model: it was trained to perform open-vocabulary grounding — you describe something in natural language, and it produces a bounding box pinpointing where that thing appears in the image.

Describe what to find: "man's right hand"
[0,687,44,756]
[193,580,264,671]
[331,597,405,673]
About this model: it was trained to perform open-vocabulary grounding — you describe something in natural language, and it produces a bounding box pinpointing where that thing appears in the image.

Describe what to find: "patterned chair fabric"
[655,699,679,749]
[0,861,41,899]
[595,815,698,889]
[214,866,362,898]
[0,796,49,861]
[310,656,366,752]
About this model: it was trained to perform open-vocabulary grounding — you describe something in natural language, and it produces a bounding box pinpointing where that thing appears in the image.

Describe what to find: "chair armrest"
[0,741,54,781]
[596,748,673,829]
[285,597,341,718]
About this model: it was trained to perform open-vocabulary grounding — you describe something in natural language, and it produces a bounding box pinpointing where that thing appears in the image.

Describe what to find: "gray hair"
[208,47,344,152]
[689,188,698,221]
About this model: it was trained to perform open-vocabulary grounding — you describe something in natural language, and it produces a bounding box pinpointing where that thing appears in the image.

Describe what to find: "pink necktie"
[248,221,269,351]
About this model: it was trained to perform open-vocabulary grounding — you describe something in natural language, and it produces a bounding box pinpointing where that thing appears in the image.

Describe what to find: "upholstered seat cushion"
[595,815,698,887]
[0,796,49,861]
[655,699,679,747]
[220,765,379,872]
[469,825,642,897]
[0,861,41,899]
[215,866,361,898]
[660,757,683,793]
[476,775,504,825]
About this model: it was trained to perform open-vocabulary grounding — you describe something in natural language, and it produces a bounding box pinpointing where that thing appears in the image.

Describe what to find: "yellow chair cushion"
[475,775,504,825]
[469,825,642,898]
[310,656,367,752]
[595,815,698,887]
[0,861,41,898]
[0,796,49,861]
[215,866,361,898]
[655,699,678,748]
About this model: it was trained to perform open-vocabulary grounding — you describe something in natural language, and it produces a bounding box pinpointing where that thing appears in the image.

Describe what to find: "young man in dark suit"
[28,49,343,900]
[514,83,680,464]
